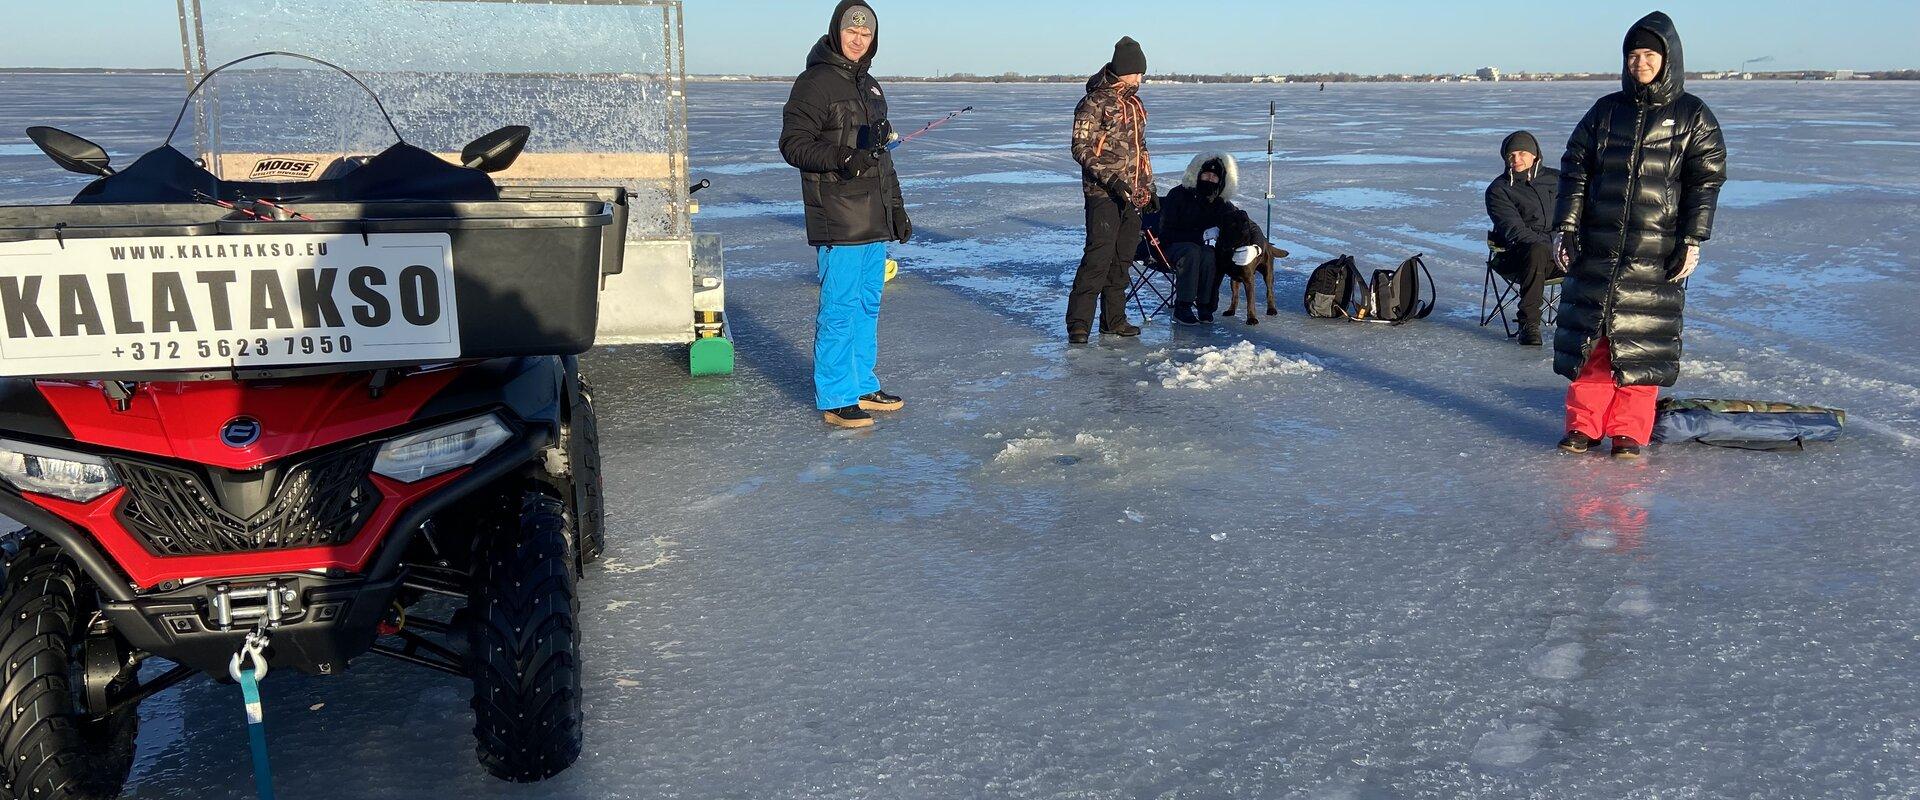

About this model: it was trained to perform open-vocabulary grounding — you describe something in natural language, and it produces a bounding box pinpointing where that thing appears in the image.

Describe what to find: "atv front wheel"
[467,490,582,782]
[0,538,138,800]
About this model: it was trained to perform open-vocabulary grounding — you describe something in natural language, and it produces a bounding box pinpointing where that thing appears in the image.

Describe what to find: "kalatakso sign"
[0,232,459,375]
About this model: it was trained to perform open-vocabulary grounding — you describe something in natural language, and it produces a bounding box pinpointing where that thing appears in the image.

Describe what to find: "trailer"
[174,0,732,374]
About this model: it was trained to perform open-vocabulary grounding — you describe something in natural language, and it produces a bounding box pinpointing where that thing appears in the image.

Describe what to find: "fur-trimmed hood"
[1182,152,1239,198]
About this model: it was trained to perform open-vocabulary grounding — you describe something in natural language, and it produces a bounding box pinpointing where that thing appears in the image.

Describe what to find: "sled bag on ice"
[1651,398,1846,451]
[1304,255,1369,319]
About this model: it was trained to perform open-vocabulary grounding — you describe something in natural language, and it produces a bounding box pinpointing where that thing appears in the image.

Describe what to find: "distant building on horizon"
[1476,66,1501,82]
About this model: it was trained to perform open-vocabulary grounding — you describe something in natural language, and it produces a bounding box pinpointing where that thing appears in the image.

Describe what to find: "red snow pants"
[1565,337,1659,446]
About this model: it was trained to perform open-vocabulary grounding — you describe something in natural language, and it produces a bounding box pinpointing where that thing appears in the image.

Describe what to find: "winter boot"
[823,405,874,429]
[859,391,904,412]
[1103,322,1142,337]
[1519,325,1544,346]
[1173,304,1200,325]
[1610,437,1644,460]
[1557,431,1596,454]
[1198,307,1216,323]
[1068,329,1090,344]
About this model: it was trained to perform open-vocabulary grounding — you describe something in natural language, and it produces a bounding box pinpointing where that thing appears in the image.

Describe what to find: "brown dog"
[1224,242,1288,324]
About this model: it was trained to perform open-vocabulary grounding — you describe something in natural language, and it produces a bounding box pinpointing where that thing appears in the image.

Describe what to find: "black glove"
[1105,177,1132,206]
[893,210,913,243]
[840,145,881,175]
[1552,231,1578,270]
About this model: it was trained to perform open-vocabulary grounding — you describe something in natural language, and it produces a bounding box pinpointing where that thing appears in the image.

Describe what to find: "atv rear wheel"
[0,538,138,800]
[467,490,582,782]
[567,375,606,566]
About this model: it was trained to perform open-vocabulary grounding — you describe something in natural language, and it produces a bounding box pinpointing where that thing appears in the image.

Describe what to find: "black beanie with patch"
[1111,37,1147,76]
[1624,26,1666,56]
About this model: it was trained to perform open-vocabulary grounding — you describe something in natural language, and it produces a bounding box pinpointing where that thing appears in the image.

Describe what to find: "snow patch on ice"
[948,170,1075,185]
[1607,586,1656,617]
[1683,358,1752,385]
[1286,154,1460,166]
[1717,180,1843,208]
[698,161,786,176]
[1299,188,1437,211]
[1148,341,1324,389]
[1382,224,1481,255]
[1471,721,1548,767]
[0,144,49,157]
[1850,139,1920,147]
[695,201,804,220]
[994,432,1109,464]
[905,170,1075,188]
[1525,643,1587,680]
[1154,133,1250,145]
[987,426,1218,482]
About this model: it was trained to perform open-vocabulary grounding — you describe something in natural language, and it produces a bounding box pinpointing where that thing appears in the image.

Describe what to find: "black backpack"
[1303,255,1369,319]
[1369,254,1436,324]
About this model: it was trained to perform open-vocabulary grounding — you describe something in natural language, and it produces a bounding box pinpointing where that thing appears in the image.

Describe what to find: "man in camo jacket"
[1066,36,1154,344]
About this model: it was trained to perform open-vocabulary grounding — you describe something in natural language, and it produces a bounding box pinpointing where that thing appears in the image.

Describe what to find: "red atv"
[0,54,611,796]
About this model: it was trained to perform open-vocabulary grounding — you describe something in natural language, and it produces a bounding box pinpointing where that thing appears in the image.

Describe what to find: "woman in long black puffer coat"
[1551,10,1728,459]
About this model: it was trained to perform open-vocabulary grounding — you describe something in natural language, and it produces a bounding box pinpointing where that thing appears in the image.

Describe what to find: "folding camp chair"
[1126,220,1178,323]
[1480,231,1562,338]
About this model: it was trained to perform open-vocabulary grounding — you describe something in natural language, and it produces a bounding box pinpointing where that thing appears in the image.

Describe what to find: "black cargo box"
[0,199,614,373]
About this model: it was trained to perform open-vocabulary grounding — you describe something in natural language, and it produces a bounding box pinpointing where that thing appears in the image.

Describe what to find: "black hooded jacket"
[1158,156,1259,249]
[778,0,909,247]
[1485,131,1559,248]
[1551,11,1728,387]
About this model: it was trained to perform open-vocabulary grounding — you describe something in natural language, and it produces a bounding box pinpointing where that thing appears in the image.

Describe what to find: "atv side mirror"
[26,126,114,177]
[460,125,531,173]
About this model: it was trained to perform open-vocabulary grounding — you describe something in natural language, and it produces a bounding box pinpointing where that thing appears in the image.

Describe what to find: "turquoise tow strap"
[237,665,276,800]
[231,629,277,800]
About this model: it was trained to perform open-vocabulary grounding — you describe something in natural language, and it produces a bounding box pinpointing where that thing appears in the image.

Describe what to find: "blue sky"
[7,1,1917,75]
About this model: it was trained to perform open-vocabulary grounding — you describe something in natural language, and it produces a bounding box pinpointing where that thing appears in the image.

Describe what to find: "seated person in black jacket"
[1158,153,1263,324]
[1485,130,1564,346]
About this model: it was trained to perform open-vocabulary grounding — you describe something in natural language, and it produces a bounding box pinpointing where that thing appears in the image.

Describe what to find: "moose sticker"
[247,158,321,181]
[0,232,459,375]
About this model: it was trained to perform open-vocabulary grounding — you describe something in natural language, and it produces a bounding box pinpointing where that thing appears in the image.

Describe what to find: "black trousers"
[1067,194,1141,333]
[1166,242,1214,306]
[1496,242,1558,329]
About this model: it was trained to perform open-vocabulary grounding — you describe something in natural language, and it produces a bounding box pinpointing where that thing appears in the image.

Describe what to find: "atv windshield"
[71,52,498,206]
[178,0,690,239]
[173,51,406,184]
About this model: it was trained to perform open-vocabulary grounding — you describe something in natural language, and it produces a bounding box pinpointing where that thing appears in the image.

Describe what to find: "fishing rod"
[1265,100,1276,240]
[887,106,974,151]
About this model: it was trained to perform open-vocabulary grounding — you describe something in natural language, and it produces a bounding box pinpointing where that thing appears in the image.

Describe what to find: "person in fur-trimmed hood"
[1156,153,1264,324]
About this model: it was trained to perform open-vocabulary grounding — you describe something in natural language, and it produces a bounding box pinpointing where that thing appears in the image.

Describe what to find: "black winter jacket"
[1485,166,1560,249]
[778,2,909,247]
[1552,11,1728,387]
[1159,186,1260,250]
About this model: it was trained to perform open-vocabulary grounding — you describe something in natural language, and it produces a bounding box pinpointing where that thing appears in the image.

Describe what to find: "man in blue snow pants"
[779,0,912,429]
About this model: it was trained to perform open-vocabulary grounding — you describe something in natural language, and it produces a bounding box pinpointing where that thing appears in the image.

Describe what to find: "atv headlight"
[373,415,512,483]
[0,439,119,502]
